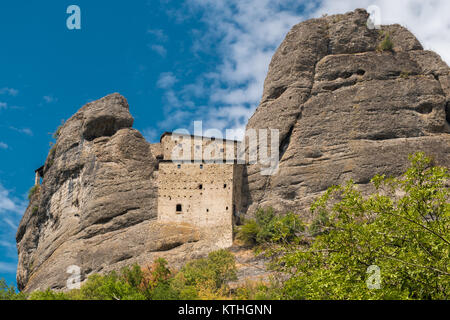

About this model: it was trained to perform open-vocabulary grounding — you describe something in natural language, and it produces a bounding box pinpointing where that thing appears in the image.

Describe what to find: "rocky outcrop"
[17,9,450,291]
[243,9,450,219]
[16,94,217,292]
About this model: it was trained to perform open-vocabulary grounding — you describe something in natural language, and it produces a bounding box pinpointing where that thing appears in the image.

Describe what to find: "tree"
[276,153,449,300]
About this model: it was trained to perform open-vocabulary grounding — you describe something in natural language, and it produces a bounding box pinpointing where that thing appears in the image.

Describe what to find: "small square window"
[176,204,182,212]
[177,164,181,169]
[200,164,203,169]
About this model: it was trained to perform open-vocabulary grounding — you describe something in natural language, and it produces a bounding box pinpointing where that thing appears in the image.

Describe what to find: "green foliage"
[29,289,71,300]
[377,32,394,52]
[276,153,449,300]
[175,249,237,298]
[237,208,304,246]
[0,279,27,300]
[24,251,238,300]
[79,267,146,300]
[52,120,65,140]
[234,280,282,300]
[28,185,40,200]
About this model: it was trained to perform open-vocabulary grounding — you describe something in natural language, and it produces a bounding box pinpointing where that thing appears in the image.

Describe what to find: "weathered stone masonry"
[154,132,244,248]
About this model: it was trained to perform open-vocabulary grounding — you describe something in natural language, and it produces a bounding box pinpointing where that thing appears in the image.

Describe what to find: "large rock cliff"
[244,9,450,219]
[16,94,216,291]
[16,9,450,291]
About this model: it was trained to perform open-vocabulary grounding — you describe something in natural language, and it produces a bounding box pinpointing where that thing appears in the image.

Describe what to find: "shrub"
[377,32,394,52]
[277,152,449,300]
[52,120,65,140]
[234,280,281,300]
[29,289,71,300]
[28,185,40,200]
[174,249,237,299]
[139,258,179,300]
[0,279,27,300]
[237,208,304,246]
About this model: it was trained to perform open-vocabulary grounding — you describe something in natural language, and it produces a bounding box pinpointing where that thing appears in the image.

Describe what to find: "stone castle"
[153,132,245,248]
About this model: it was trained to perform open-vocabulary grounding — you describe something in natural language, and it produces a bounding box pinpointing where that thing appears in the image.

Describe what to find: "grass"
[377,32,394,52]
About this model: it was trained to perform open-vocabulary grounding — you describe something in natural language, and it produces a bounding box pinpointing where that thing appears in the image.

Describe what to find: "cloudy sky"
[0,0,449,286]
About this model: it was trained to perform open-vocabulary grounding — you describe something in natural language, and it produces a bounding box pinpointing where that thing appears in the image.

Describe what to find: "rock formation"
[16,9,450,291]
[17,94,216,291]
[244,9,450,219]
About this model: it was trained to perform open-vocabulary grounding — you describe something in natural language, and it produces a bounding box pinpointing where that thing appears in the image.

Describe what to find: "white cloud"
[9,127,33,136]
[0,142,8,150]
[150,44,167,57]
[154,0,449,139]
[0,182,25,272]
[0,87,19,96]
[43,95,57,104]
[157,72,178,89]
[0,183,26,216]
[313,0,450,64]
[147,29,168,42]
[0,262,16,273]
[142,128,159,143]
[155,0,307,138]
[0,240,15,249]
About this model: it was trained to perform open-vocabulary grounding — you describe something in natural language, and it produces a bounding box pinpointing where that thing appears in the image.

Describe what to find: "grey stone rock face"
[16,94,214,292]
[243,9,450,219]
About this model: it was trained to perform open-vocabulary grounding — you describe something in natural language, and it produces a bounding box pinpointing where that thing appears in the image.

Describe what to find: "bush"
[234,280,281,300]
[173,249,237,299]
[79,268,146,300]
[237,208,304,246]
[29,289,71,300]
[0,279,27,300]
[52,120,65,140]
[28,185,40,200]
[378,32,394,52]
[277,152,449,300]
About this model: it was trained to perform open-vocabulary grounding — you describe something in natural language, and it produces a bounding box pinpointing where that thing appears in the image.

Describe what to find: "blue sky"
[1,0,449,287]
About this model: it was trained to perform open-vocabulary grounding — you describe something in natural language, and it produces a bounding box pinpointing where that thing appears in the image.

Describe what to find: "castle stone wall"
[157,162,243,248]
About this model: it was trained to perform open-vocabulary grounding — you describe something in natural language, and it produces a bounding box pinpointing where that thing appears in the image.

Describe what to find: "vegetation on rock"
[237,208,304,246]
[377,31,394,52]
[274,152,449,300]
[4,153,449,300]
[27,185,40,200]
